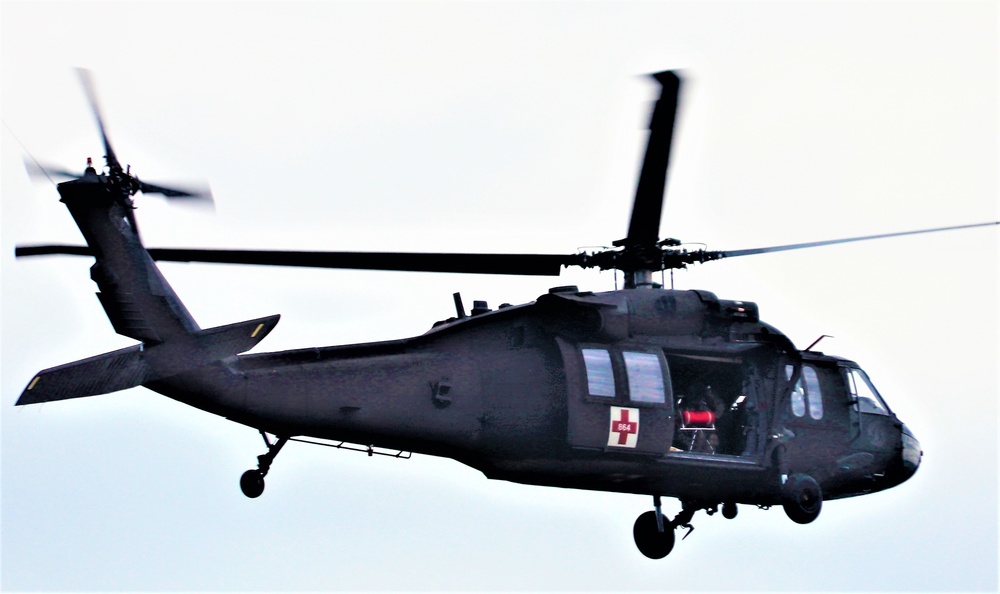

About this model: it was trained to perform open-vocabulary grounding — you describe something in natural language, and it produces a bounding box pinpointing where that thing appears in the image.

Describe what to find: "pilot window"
[582,348,615,397]
[785,364,824,420]
[848,368,890,415]
[623,351,667,404]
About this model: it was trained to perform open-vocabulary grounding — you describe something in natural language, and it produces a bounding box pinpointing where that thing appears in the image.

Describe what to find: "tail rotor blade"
[76,68,121,172]
[24,158,80,182]
[137,180,215,205]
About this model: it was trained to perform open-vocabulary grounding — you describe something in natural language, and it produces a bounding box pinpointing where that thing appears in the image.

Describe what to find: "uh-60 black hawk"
[15,69,996,559]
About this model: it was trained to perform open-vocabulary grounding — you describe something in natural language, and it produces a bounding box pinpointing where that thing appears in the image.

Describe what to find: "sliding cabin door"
[558,339,675,455]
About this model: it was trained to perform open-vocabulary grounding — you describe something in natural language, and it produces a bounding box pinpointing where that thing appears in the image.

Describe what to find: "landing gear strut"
[240,431,288,498]
[633,495,675,559]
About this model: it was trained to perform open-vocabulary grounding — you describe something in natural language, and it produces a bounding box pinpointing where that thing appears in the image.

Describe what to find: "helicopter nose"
[896,424,922,482]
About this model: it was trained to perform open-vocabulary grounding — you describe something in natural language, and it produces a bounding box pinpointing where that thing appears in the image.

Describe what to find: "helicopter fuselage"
[147,284,920,507]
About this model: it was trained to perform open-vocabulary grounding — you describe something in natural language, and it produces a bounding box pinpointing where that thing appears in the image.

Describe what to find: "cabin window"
[582,348,615,397]
[803,366,824,420]
[848,368,890,415]
[623,351,667,404]
[786,365,806,417]
[785,364,823,419]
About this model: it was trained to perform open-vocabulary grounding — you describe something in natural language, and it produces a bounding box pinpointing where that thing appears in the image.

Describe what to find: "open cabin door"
[558,339,675,455]
[663,348,773,458]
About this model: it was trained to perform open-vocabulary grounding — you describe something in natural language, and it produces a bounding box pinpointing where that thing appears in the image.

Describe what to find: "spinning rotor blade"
[137,180,214,202]
[76,68,121,172]
[17,222,997,275]
[711,222,1000,260]
[621,71,682,247]
[24,159,80,181]
[23,69,215,205]
[25,157,214,203]
[15,245,580,276]
[144,249,576,274]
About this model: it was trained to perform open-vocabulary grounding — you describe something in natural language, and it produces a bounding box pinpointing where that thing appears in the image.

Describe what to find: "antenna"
[805,335,833,352]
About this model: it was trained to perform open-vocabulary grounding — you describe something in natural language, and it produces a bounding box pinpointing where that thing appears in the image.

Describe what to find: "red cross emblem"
[608,406,639,448]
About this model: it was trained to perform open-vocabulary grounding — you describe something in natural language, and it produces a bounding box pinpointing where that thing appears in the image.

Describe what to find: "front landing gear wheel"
[240,470,265,498]
[782,473,822,524]
[633,511,676,559]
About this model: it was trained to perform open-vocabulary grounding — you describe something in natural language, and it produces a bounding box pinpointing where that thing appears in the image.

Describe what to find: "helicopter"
[13,69,996,559]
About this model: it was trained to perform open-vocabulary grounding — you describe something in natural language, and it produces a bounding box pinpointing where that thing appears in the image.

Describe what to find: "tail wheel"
[632,510,676,559]
[782,473,822,524]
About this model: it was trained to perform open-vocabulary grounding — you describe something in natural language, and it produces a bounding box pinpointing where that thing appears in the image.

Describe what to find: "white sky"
[2,1,997,591]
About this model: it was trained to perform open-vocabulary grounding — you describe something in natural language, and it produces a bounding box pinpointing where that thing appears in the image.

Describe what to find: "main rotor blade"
[76,68,121,172]
[622,71,682,247]
[15,245,580,276]
[713,222,1000,260]
[16,245,93,258]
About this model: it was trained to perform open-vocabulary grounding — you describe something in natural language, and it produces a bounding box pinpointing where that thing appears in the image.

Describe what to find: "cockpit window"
[785,364,824,420]
[623,351,667,404]
[848,368,890,415]
[582,348,615,397]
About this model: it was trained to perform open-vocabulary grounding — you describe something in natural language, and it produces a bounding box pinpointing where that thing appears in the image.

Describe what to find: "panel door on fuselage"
[779,359,853,475]
[558,339,675,455]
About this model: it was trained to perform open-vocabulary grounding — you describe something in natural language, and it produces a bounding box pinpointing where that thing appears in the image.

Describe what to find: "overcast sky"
[2,1,997,592]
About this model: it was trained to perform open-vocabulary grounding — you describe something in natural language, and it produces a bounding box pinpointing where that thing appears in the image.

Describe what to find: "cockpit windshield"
[847,368,890,415]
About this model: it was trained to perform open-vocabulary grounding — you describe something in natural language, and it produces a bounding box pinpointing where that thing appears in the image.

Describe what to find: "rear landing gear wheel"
[239,432,289,499]
[240,469,265,498]
[633,510,675,559]
[782,473,822,524]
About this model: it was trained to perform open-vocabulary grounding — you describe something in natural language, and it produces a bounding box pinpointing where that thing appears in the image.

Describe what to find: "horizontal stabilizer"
[143,314,281,378]
[17,345,147,405]
[17,314,280,406]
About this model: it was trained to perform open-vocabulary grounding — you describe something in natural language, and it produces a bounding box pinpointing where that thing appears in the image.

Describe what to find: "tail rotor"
[23,68,214,206]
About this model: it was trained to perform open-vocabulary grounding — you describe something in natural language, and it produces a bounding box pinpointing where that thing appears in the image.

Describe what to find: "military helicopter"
[14,69,996,559]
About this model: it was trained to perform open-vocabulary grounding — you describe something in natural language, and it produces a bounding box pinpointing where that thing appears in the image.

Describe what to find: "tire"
[240,469,265,498]
[782,473,822,524]
[632,510,675,559]
[722,501,738,520]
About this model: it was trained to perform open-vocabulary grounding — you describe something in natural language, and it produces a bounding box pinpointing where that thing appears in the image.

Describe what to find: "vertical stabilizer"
[58,171,199,343]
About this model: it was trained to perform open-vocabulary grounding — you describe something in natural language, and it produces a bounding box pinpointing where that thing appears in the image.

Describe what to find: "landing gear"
[240,469,265,498]
[632,497,703,559]
[633,495,674,559]
[240,431,288,499]
[633,511,675,559]
[722,501,738,519]
[781,473,822,524]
